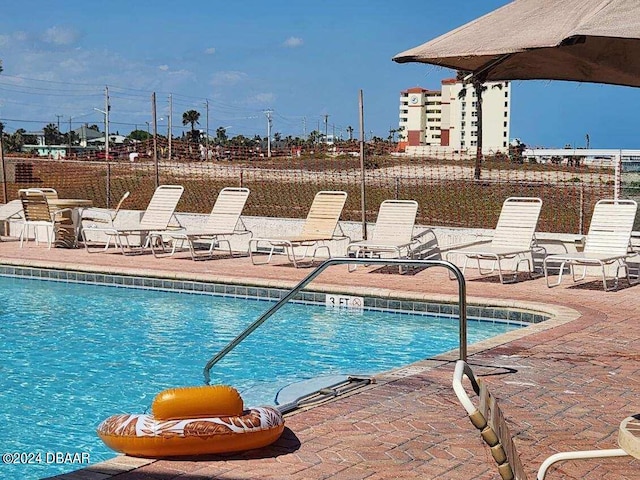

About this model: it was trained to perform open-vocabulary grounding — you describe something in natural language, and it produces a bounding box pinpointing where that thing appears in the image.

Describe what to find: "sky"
[0,0,638,148]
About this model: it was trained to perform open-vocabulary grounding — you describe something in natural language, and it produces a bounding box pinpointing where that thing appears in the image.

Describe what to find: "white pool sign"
[325,294,364,309]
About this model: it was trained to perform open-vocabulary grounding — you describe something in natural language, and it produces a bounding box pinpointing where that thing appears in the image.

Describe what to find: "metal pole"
[105,86,111,208]
[68,117,72,158]
[202,258,467,385]
[168,94,172,162]
[614,150,621,200]
[152,92,159,188]
[205,99,209,160]
[266,110,272,158]
[324,114,329,143]
[579,183,585,235]
[359,89,367,240]
[0,127,7,204]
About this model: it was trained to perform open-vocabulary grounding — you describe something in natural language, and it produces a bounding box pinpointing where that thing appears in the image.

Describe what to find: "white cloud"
[283,36,303,48]
[168,69,192,78]
[42,26,79,46]
[210,71,247,86]
[158,65,169,71]
[204,47,216,55]
[0,35,9,47]
[251,92,276,104]
[14,31,28,42]
[58,58,86,75]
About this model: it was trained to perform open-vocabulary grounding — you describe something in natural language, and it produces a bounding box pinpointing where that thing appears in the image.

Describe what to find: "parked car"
[96,151,119,160]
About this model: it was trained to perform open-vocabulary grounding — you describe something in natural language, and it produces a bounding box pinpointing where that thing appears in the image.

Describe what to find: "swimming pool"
[0,274,523,479]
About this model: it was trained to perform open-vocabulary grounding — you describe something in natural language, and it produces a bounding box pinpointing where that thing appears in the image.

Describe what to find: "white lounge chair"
[0,199,25,239]
[346,199,429,273]
[249,190,349,267]
[39,187,58,201]
[453,360,629,480]
[82,185,184,254]
[446,197,543,283]
[149,187,252,260]
[543,199,638,291]
[80,191,131,252]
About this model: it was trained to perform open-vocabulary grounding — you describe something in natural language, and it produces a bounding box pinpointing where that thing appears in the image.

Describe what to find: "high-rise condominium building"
[399,78,511,154]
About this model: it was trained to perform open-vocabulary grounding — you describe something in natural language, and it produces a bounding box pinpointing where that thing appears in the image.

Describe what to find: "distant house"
[87,134,128,146]
[24,130,46,146]
[73,125,103,147]
[20,130,68,159]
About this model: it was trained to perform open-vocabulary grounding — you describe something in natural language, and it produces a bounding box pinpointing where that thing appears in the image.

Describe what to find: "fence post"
[152,92,159,189]
[106,162,111,209]
[614,150,621,200]
[0,132,6,203]
[359,89,367,240]
[239,169,244,189]
[395,176,400,200]
[579,183,584,235]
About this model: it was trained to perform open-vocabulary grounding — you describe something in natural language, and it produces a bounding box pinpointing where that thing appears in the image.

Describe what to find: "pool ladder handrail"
[203,257,467,385]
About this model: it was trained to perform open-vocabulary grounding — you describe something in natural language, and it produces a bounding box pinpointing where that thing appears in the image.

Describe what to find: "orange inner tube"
[97,385,285,457]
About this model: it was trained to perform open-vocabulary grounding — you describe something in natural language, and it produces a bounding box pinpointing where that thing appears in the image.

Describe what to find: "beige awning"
[393,0,640,87]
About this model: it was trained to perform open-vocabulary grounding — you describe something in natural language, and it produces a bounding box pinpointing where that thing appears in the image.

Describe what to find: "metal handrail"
[203,257,467,385]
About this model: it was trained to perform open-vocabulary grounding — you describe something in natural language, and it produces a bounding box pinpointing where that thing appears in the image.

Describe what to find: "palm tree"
[388,128,398,142]
[43,123,61,145]
[346,125,354,141]
[182,110,201,142]
[309,130,323,145]
[456,71,502,180]
[215,126,228,145]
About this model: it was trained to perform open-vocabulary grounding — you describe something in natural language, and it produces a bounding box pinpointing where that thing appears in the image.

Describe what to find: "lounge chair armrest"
[51,207,74,217]
[452,360,482,416]
[443,239,492,253]
[81,208,115,224]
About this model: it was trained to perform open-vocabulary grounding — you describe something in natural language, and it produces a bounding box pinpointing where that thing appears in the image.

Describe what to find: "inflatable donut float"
[97,385,285,457]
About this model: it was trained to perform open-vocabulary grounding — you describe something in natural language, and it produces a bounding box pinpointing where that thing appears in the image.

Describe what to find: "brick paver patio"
[1,241,638,479]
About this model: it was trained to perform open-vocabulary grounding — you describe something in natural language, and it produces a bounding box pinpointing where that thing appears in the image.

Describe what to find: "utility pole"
[105,86,110,160]
[205,99,209,159]
[55,114,63,133]
[168,94,172,161]
[323,114,329,143]
[68,117,72,155]
[302,116,306,138]
[265,110,273,158]
[106,87,111,206]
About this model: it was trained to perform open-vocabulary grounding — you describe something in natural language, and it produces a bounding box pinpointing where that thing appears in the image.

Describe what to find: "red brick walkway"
[2,242,638,479]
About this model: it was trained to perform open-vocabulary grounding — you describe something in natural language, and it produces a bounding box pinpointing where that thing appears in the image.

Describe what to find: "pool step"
[275,375,374,413]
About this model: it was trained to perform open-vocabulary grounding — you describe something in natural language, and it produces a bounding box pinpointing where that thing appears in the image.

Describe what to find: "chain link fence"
[3,143,630,235]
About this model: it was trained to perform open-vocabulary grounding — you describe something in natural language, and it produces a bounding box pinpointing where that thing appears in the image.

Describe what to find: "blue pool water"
[0,275,522,479]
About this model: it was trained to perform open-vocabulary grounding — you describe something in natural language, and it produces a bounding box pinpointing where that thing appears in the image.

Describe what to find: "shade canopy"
[393,0,640,87]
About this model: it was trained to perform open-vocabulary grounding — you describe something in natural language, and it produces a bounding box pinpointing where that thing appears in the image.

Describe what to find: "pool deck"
[2,241,638,479]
